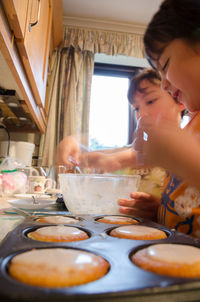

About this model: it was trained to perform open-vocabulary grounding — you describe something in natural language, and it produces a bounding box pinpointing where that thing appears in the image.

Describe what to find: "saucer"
[8,199,56,210]
[13,194,51,199]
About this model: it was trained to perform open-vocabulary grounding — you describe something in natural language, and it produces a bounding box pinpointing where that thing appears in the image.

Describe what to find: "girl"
[129,0,200,237]
[56,69,185,223]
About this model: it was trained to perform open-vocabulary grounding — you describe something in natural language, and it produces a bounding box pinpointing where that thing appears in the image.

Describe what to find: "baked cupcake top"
[36,215,79,224]
[29,226,85,237]
[145,244,200,264]
[97,216,138,224]
[11,248,103,269]
[110,225,167,240]
[27,226,89,242]
[9,248,110,287]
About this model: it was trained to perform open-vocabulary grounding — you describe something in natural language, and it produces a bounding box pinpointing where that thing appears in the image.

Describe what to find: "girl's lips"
[173,90,180,98]
[173,90,182,102]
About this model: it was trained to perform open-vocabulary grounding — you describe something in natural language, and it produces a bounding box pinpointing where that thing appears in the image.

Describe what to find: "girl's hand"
[118,191,160,221]
[55,136,81,166]
[133,116,184,169]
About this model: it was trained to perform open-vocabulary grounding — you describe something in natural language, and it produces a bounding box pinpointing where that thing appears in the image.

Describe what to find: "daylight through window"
[89,75,130,150]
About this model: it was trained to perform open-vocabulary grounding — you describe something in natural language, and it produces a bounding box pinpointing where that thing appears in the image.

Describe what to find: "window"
[89,63,142,150]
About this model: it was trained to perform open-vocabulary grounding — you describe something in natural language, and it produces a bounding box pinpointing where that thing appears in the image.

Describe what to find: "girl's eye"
[161,58,169,72]
[147,98,157,105]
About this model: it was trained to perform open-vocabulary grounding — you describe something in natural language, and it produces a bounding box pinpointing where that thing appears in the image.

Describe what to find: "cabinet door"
[18,0,52,108]
[2,0,29,39]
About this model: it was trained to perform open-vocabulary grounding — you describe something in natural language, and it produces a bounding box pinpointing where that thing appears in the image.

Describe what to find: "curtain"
[63,26,145,58]
[39,46,94,167]
[59,47,94,144]
[39,49,61,167]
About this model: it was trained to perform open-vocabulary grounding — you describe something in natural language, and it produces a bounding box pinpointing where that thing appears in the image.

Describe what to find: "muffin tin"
[1,214,200,302]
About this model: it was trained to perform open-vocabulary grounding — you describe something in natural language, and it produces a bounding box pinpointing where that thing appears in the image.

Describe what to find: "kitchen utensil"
[8,198,56,210]
[59,173,141,214]
[1,215,200,301]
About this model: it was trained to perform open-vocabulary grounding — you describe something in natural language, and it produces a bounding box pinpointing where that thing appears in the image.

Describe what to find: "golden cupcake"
[97,215,138,225]
[132,243,200,278]
[109,225,167,240]
[9,248,110,287]
[36,215,79,224]
[27,225,89,242]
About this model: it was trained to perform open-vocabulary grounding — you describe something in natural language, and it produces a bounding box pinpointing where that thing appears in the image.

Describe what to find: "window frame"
[92,63,143,145]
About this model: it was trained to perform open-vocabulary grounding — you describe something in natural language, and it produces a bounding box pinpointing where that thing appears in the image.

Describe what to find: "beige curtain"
[64,26,145,58]
[39,46,94,166]
[39,49,61,166]
[58,47,94,143]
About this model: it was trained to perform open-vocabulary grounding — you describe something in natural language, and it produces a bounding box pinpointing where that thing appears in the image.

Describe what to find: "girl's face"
[132,79,184,125]
[156,39,200,112]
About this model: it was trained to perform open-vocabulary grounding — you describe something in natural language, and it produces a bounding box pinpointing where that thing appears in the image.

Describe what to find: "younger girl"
[56,68,185,223]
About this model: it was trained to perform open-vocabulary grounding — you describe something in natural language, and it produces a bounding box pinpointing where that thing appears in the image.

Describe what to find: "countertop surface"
[0,196,65,242]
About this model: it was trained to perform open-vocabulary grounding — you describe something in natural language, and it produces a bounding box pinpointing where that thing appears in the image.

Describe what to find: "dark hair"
[127,68,187,117]
[144,0,200,67]
[127,68,161,105]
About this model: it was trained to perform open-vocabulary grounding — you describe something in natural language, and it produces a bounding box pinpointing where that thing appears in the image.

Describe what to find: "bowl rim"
[58,173,141,179]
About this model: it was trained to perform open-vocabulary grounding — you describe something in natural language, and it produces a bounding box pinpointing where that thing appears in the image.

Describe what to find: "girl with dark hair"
[144,0,200,112]
[132,0,200,236]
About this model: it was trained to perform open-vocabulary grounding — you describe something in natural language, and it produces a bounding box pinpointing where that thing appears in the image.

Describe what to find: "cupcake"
[132,243,200,278]
[9,248,110,287]
[27,225,89,242]
[97,215,138,225]
[36,215,79,224]
[109,225,167,240]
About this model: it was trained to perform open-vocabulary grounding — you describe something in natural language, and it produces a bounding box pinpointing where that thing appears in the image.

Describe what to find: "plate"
[8,199,56,210]
[13,194,51,199]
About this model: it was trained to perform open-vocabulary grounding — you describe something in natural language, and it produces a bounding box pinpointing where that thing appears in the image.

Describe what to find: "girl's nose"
[138,108,148,119]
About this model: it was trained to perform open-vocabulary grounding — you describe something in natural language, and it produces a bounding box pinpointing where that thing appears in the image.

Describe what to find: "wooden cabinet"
[2,0,29,39]
[3,0,52,108]
[0,0,63,133]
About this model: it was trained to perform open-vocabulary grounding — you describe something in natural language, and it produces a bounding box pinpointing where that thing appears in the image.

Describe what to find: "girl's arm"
[56,137,139,172]
[81,148,137,172]
[134,116,200,190]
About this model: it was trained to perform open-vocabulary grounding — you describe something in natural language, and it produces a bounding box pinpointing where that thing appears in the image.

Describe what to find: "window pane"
[89,75,129,150]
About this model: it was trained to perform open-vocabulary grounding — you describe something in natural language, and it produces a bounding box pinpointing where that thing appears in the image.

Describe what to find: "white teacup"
[22,167,40,177]
[28,176,56,194]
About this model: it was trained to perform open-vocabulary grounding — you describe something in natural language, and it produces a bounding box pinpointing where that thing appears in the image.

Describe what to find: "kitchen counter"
[0,197,12,209]
[0,197,24,242]
[0,196,65,243]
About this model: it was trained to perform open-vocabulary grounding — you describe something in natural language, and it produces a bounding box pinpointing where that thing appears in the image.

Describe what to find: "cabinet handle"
[29,0,41,32]
[38,105,47,124]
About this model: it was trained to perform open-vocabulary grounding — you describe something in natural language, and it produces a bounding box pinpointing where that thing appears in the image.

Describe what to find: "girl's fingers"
[130,192,160,204]
[119,207,157,220]
[130,191,152,199]
[119,192,159,204]
[118,198,158,210]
